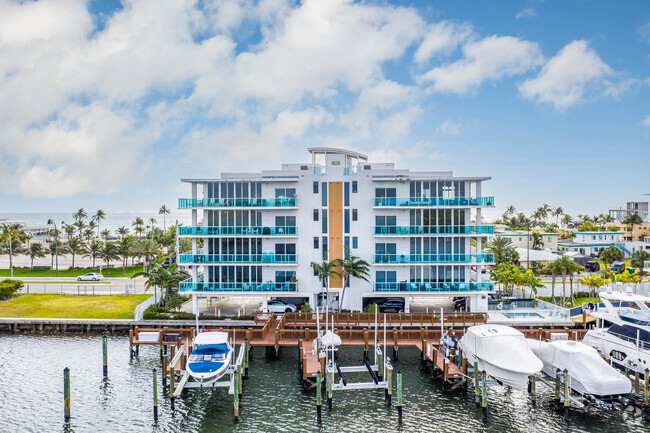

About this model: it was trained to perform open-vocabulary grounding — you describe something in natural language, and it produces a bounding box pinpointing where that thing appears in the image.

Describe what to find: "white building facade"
[178,148,495,312]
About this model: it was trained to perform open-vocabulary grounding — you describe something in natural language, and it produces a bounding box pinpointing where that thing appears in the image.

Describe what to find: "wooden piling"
[234,370,239,421]
[529,375,536,406]
[432,346,438,379]
[461,358,468,392]
[102,335,108,377]
[635,370,640,401]
[363,328,369,360]
[377,350,384,381]
[474,361,479,407]
[397,370,403,423]
[162,356,167,388]
[316,370,322,423]
[327,367,333,410]
[481,370,487,424]
[169,364,175,411]
[421,340,426,369]
[644,368,649,421]
[153,369,158,421]
[63,367,71,421]
[442,358,449,391]
[244,338,249,378]
[392,328,399,362]
[386,368,392,405]
[129,330,134,360]
[563,369,569,424]
[554,368,561,410]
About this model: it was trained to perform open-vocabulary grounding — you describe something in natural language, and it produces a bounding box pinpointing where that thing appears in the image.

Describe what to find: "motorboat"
[582,288,650,374]
[527,338,631,398]
[186,331,233,385]
[459,324,542,389]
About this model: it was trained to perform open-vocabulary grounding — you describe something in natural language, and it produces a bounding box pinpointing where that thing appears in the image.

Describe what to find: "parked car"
[77,273,104,282]
[259,300,297,313]
[377,298,405,313]
[585,261,600,272]
[453,297,467,311]
[610,261,626,273]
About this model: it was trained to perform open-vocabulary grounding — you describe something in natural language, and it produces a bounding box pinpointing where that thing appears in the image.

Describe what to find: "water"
[0,334,646,433]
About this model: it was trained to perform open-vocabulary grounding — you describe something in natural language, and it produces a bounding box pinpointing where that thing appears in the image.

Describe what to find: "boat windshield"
[607,324,650,349]
[620,309,650,327]
[189,343,230,363]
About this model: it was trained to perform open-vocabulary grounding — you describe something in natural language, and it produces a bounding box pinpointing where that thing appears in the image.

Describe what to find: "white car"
[77,273,104,282]
[259,300,297,314]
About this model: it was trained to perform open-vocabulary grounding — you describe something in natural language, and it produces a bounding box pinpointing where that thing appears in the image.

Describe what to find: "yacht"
[186,331,233,385]
[459,324,543,389]
[582,288,650,374]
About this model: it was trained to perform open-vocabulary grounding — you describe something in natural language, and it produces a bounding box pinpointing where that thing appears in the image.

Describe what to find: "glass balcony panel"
[373,281,494,292]
[373,197,494,207]
[373,226,494,235]
[373,253,494,264]
[179,253,297,264]
[178,198,297,208]
[180,280,298,292]
[179,226,297,236]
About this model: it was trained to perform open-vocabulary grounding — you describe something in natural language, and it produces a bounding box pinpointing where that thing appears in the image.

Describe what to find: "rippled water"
[0,334,647,433]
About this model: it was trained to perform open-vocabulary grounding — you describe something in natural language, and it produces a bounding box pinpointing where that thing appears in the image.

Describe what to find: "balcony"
[179,226,297,236]
[373,197,494,207]
[373,253,494,264]
[374,225,494,236]
[179,253,297,264]
[178,198,297,208]
[374,281,494,292]
[179,280,298,292]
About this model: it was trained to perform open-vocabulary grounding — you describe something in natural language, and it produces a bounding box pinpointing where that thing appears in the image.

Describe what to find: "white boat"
[582,288,650,374]
[186,331,233,385]
[459,324,543,389]
[527,338,631,398]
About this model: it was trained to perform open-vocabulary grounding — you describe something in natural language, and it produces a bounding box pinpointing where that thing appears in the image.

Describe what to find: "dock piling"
[432,346,438,379]
[234,371,239,421]
[327,366,333,410]
[129,330,134,360]
[316,370,322,423]
[529,375,536,406]
[102,335,108,377]
[162,356,167,388]
[473,361,479,407]
[634,370,640,401]
[644,369,649,422]
[244,337,249,379]
[481,370,487,424]
[169,365,175,411]
[554,368,561,411]
[386,368,392,405]
[63,367,71,421]
[563,369,569,424]
[396,370,403,423]
[442,358,449,391]
[153,368,158,421]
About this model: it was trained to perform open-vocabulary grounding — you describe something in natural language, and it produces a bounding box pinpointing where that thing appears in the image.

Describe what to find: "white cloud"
[378,105,423,139]
[639,22,650,44]
[437,119,462,136]
[519,40,613,110]
[414,21,473,64]
[516,7,536,20]
[643,115,650,127]
[420,35,544,94]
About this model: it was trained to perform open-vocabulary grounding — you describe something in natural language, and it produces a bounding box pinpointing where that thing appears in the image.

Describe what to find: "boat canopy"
[194,331,229,346]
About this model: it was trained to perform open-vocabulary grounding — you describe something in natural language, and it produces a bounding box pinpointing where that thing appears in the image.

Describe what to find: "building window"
[352,237,358,249]
[313,210,319,221]
[313,181,319,194]
[344,182,350,206]
[314,237,319,249]
[322,210,328,233]
[322,236,328,256]
[352,181,358,193]
[322,182,327,206]
[344,209,350,234]
[352,209,358,221]
[275,188,296,198]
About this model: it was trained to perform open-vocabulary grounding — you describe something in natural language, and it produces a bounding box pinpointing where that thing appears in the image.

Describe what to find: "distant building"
[515,247,560,266]
[605,222,650,242]
[608,201,649,222]
[494,231,559,251]
[558,231,626,257]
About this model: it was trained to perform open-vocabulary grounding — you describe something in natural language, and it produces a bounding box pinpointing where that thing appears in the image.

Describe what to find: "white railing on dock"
[134,290,164,321]
[21,283,138,296]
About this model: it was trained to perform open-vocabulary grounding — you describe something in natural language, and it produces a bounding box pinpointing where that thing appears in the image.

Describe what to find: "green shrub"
[300,303,312,313]
[365,303,378,313]
[170,312,196,320]
[142,304,169,320]
[199,314,227,320]
[0,279,24,301]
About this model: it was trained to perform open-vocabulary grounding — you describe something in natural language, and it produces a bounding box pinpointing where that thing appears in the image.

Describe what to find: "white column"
[191,182,198,283]
[404,296,410,313]
[475,181,483,283]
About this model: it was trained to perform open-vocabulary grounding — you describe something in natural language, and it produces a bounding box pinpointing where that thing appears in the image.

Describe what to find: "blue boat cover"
[189,344,230,373]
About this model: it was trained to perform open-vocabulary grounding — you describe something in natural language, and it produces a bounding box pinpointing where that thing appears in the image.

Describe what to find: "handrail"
[168,344,185,370]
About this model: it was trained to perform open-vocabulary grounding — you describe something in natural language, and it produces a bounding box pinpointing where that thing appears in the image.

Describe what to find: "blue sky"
[0,0,649,221]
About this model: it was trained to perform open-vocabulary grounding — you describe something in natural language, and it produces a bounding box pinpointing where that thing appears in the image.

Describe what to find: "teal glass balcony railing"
[179,253,297,264]
[179,280,298,292]
[373,197,494,207]
[179,226,297,236]
[373,253,494,264]
[374,225,494,235]
[179,198,297,208]
[374,281,494,292]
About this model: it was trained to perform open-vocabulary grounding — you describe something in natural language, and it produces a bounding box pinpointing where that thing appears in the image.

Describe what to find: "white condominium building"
[178,148,495,312]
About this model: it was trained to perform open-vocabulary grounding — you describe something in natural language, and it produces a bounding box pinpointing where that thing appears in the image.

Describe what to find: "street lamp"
[47,219,58,278]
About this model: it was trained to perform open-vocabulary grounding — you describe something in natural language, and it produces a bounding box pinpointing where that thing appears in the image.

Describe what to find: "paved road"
[15,276,149,295]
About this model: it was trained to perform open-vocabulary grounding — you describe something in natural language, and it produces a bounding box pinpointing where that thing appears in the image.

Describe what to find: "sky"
[0,0,649,221]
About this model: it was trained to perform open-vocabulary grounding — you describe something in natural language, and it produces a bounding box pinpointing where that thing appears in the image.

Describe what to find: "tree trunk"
[551,276,556,304]
[31,256,34,269]
[569,277,574,305]
[72,254,75,268]
[561,274,566,306]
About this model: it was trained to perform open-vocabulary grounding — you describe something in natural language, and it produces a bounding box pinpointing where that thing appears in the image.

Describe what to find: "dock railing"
[282,312,487,328]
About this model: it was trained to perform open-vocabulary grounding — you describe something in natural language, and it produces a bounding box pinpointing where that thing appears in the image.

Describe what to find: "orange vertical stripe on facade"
[328,182,344,288]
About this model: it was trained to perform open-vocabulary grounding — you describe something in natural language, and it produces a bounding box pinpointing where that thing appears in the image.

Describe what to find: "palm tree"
[63,223,76,241]
[24,243,47,269]
[579,274,605,303]
[148,217,157,231]
[67,237,87,268]
[159,205,170,231]
[101,242,119,270]
[83,228,94,241]
[48,239,67,268]
[530,209,544,227]
[502,205,516,220]
[310,256,343,314]
[117,226,129,239]
[552,207,564,225]
[631,249,650,273]
[338,247,371,312]
[623,213,643,230]
[117,237,134,274]
[547,259,563,305]
[73,208,87,224]
[553,256,580,306]
[132,262,190,305]
[561,214,573,228]
[486,236,516,264]
[73,220,86,238]
[537,204,551,222]
[138,238,160,272]
[101,229,111,243]
[1,223,25,276]
[84,240,103,268]
[92,209,106,238]
[133,217,145,239]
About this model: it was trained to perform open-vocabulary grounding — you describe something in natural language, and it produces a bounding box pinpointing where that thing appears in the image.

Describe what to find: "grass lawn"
[0,294,152,319]
[537,296,601,308]
[0,266,144,278]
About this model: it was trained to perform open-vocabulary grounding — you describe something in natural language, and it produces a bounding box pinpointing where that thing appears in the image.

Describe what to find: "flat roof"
[575,231,624,234]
